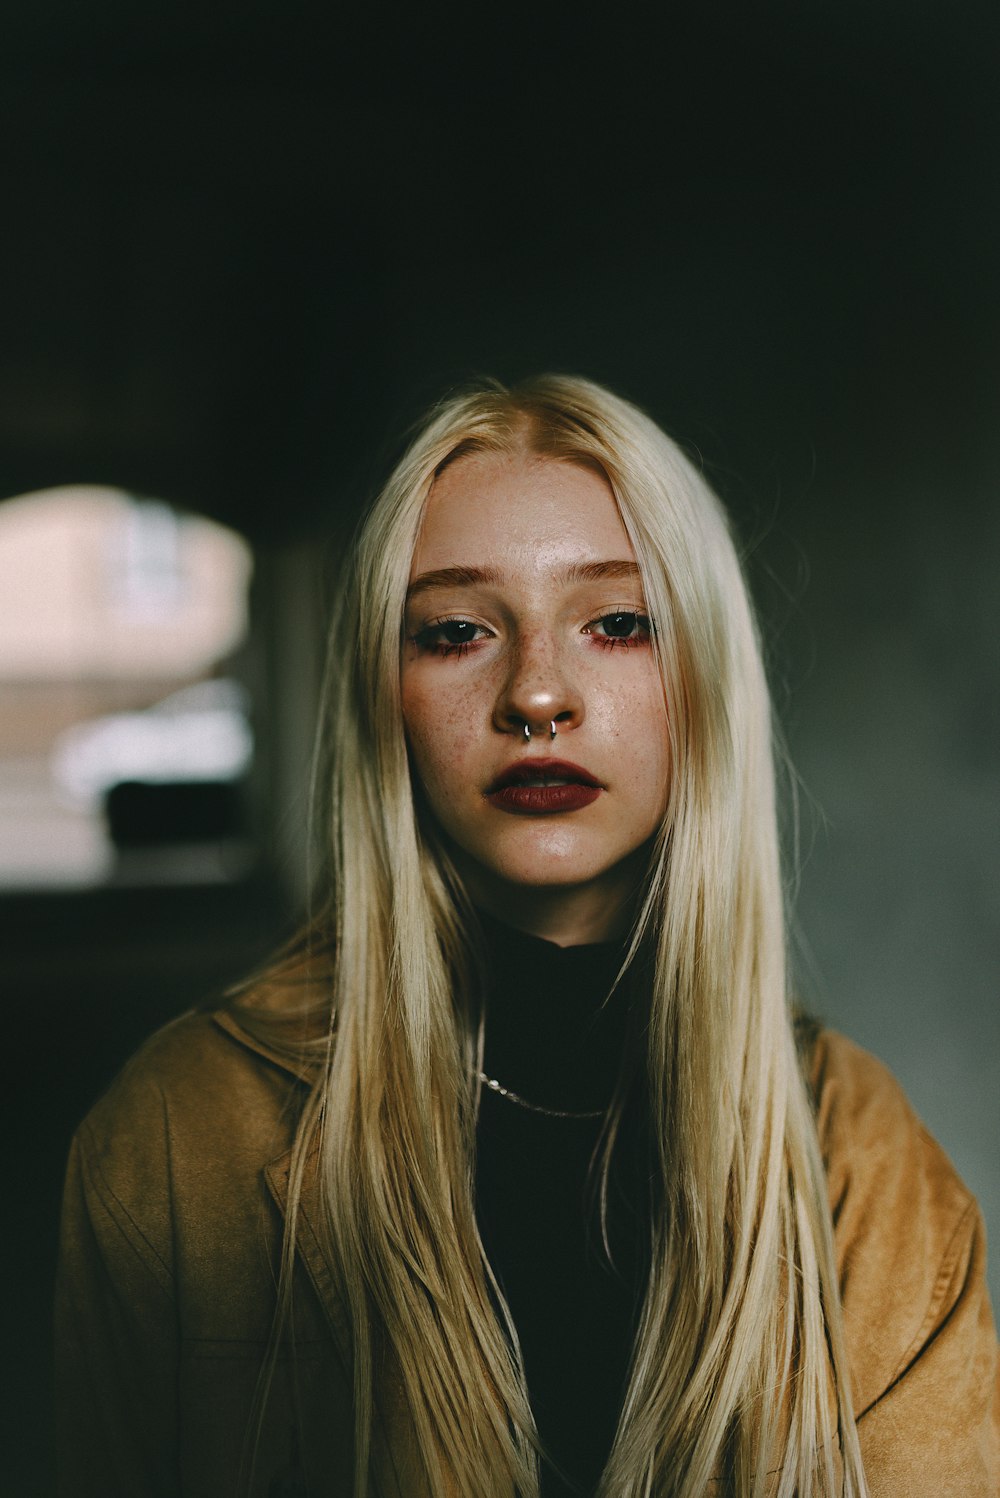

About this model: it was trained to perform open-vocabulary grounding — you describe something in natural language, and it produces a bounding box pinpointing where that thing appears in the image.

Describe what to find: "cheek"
[641,700,672,820]
[628,738,671,827]
[593,661,660,725]
[645,736,672,822]
[401,672,480,803]
[599,676,671,816]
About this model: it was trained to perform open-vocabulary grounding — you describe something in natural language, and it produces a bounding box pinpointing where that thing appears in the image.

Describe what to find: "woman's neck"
[476,911,632,1114]
[454,849,647,948]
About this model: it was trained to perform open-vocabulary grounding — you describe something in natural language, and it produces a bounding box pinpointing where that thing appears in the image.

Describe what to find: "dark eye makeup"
[409,608,653,659]
[583,611,653,649]
[409,618,490,658]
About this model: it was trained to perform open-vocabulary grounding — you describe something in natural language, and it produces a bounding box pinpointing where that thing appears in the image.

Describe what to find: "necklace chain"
[477,1069,604,1120]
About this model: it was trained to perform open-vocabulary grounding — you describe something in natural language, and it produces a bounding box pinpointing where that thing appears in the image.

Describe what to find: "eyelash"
[409,618,486,659]
[584,609,653,650]
[409,609,653,658]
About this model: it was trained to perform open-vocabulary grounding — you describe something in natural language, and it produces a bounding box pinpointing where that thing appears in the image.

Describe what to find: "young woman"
[57,376,998,1497]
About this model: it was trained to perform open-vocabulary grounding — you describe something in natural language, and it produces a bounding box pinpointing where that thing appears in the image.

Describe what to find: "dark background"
[2,4,998,1490]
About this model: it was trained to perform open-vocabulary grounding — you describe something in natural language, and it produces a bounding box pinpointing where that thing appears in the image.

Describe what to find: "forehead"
[410,451,634,576]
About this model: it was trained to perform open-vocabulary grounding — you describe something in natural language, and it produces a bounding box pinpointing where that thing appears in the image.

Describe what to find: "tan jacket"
[56,1008,999,1496]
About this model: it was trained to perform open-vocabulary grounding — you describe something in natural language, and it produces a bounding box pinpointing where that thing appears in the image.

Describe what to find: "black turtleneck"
[473,914,651,1497]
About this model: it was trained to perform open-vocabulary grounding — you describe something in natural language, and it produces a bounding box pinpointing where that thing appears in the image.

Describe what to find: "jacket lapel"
[263,1142,434,1498]
[213,1009,454,1496]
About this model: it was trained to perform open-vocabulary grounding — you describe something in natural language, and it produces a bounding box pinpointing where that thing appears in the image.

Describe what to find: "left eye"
[586,611,652,643]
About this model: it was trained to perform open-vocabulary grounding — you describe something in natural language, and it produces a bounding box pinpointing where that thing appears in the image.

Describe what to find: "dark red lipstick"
[485,758,604,815]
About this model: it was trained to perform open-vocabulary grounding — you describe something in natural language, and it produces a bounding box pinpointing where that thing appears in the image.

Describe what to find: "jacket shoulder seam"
[857,1191,979,1418]
[78,1116,176,1298]
[898,1185,977,1371]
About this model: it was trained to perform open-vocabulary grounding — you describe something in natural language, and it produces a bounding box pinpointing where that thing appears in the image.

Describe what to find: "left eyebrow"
[405,558,643,602]
[562,559,643,586]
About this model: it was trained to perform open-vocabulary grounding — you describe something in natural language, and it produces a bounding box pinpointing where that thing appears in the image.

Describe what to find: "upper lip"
[486,758,604,792]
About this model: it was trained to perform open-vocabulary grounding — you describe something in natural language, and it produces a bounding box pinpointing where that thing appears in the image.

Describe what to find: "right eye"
[410,618,491,657]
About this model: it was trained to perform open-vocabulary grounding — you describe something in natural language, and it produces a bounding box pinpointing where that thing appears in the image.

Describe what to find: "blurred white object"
[0,487,252,680]
[51,679,254,808]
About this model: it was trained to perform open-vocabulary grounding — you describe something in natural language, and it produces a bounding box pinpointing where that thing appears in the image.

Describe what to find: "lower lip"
[485,784,602,815]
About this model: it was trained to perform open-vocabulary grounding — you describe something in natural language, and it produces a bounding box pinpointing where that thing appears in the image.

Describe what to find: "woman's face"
[401,449,670,938]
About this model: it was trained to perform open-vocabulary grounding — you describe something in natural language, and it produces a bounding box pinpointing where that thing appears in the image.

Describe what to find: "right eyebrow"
[405,565,503,602]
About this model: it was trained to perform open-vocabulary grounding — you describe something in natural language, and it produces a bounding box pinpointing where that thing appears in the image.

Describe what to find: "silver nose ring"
[522,721,557,740]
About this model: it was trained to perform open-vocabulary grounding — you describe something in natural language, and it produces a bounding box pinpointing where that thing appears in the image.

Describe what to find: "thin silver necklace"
[477,1069,604,1120]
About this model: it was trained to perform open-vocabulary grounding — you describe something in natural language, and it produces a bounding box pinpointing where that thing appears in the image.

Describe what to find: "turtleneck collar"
[476,910,635,1116]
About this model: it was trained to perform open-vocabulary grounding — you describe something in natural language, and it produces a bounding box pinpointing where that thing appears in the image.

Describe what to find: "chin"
[474,837,617,893]
[492,863,607,891]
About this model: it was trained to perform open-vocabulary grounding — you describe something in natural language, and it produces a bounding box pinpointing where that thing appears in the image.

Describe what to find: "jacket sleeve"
[856,1194,1000,1496]
[815,1032,1000,1496]
[55,1112,181,1498]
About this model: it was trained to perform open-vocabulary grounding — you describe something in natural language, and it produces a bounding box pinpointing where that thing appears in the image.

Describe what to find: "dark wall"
[2,5,997,1487]
[4,6,997,538]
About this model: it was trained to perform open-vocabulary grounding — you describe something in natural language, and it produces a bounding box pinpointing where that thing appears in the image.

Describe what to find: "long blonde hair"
[258,376,867,1495]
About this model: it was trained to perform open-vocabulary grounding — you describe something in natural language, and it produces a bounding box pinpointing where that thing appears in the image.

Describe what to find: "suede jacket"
[55,1008,1000,1497]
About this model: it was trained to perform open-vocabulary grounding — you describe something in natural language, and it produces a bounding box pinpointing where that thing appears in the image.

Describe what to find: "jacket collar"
[210,1006,319,1083]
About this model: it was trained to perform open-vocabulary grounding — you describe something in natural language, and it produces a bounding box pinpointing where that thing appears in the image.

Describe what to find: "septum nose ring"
[523,721,558,741]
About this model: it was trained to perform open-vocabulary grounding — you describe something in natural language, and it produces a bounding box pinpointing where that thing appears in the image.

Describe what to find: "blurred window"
[0,486,254,887]
[111,499,184,619]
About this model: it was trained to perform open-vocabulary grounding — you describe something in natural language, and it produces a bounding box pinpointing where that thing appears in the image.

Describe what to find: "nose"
[492,630,585,740]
